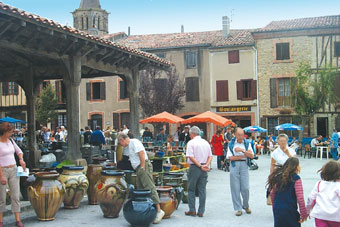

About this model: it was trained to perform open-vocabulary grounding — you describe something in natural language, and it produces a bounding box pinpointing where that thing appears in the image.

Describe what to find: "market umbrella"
[243,126,267,133]
[180,111,234,127]
[0,117,26,124]
[139,111,184,124]
[275,123,303,131]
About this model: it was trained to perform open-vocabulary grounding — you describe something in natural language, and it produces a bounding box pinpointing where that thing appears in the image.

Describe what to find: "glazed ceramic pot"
[28,172,65,221]
[123,189,157,227]
[165,182,183,209]
[58,166,89,209]
[156,186,177,219]
[182,178,188,204]
[96,170,127,218]
[87,164,103,205]
[131,173,137,188]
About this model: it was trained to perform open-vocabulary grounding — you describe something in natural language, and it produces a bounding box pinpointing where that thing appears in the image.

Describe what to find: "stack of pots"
[163,172,184,209]
[96,170,127,218]
[58,166,89,209]
[27,172,65,221]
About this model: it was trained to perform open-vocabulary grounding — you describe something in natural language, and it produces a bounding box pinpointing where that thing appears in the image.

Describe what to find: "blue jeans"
[330,148,339,160]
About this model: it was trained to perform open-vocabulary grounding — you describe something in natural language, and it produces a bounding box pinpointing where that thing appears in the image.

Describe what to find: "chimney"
[222,16,230,38]
[181,25,184,33]
[128,26,131,36]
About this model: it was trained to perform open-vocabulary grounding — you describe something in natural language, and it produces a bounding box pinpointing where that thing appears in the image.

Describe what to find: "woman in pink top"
[0,122,25,227]
[307,161,340,227]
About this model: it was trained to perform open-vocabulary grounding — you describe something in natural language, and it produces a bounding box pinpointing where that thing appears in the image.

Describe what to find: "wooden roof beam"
[0,22,13,38]
[59,38,78,56]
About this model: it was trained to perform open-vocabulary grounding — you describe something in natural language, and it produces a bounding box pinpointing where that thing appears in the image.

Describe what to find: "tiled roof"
[117,29,254,50]
[0,1,172,66]
[103,32,127,40]
[255,15,340,32]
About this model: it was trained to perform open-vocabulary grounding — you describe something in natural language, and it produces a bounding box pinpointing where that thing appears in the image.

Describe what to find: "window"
[58,114,67,127]
[216,80,229,102]
[156,52,166,58]
[278,78,291,106]
[270,78,292,107]
[243,80,251,99]
[236,79,257,100]
[2,82,18,96]
[186,51,197,68]
[55,80,66,104]
[268,117,278,135]
[185,77,199,101]
[335,42,340,57]
[119,80,128,99]
[276,43,290,60]
[86,82,106,101]
[228,50,240,64]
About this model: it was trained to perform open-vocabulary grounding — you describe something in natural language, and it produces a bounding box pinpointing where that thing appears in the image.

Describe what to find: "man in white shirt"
[118,133,164,224]
[227,128,254,216]
[122,124,129,135]
[185,126,212,218]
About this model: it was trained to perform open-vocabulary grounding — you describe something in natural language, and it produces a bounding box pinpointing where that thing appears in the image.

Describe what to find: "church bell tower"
[72,0,109,37]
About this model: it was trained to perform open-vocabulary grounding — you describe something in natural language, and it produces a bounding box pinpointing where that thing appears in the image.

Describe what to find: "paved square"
[4,154,328,227]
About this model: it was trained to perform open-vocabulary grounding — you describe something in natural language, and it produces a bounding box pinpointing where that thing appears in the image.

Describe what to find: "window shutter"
[260,117,267,128]
[290,77,296,106]
[216,80,229,102]
[120,80,127,99]
[228,50,240,64]
[270,78,278,108]
[113,113,120,130]
[55,81,60,103]
[186,77,199,101]
[2,82,8,96]
[100,82,106,100]
[86,82,91,101]
[236,81,243,100]
[251,80,257,100]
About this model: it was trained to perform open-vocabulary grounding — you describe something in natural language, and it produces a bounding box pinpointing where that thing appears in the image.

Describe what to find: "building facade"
[253,15,340,137]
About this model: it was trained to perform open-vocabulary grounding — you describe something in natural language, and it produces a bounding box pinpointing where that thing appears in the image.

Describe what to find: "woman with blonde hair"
[0,122,26,227]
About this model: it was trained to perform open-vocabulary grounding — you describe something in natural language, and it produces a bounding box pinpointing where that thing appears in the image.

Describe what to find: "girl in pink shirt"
[307,161,340,227]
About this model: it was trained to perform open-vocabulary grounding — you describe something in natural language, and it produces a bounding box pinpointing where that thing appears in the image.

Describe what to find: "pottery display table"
[150,155,186,173]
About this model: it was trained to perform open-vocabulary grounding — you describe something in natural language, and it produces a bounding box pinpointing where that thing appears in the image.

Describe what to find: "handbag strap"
[317,180,321,192]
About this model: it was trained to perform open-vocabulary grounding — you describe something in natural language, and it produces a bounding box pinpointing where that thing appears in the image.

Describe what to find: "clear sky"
[2,0,340,35]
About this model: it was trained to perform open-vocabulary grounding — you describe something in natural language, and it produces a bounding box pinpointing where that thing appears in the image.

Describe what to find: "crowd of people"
[2,120,340,227]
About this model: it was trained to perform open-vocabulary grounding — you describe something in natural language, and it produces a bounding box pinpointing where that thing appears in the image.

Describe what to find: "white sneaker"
[153,210,165,224]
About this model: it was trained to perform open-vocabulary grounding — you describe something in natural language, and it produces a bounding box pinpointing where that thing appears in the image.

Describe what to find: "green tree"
[36,84,58,125]
[292,62,338,136]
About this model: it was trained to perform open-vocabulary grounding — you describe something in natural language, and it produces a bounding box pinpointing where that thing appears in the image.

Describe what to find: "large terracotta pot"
[123,189,157,227]
[87,164,102,205]
[96,170,127,218]
[28,172,65,221]
[58,166,89,209]
[165,182,183,209]
[156,186,177,219]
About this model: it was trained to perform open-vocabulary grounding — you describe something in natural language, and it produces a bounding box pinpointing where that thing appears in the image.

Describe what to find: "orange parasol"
[139,111,184,124]
[180,111,234,127]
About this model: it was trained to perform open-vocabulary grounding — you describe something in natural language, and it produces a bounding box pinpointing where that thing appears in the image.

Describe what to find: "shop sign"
[216,106,251,113]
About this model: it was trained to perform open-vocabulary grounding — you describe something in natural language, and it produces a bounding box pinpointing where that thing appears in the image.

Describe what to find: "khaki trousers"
[136,160,160,204]
[0,166,20,213]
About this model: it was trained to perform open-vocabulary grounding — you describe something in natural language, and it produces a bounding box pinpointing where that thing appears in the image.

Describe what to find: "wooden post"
[127,67,140,138]
[63,55,82,160]
[24,68,38,168]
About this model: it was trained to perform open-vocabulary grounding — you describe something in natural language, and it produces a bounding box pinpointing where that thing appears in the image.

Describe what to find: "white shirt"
[123,129,129,135]
[271,146,296,165]
[307,181,340,222]
[311,138,318,148]
[226,140,253,160]
[186,136,212,164]
[127,139,148,170]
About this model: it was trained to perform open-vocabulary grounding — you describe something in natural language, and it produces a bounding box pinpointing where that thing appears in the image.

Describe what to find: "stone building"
[252,15,340,137]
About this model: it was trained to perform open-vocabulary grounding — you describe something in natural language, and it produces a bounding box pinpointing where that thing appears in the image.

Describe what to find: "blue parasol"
[0,117,27,124]
[243,126,267,133]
